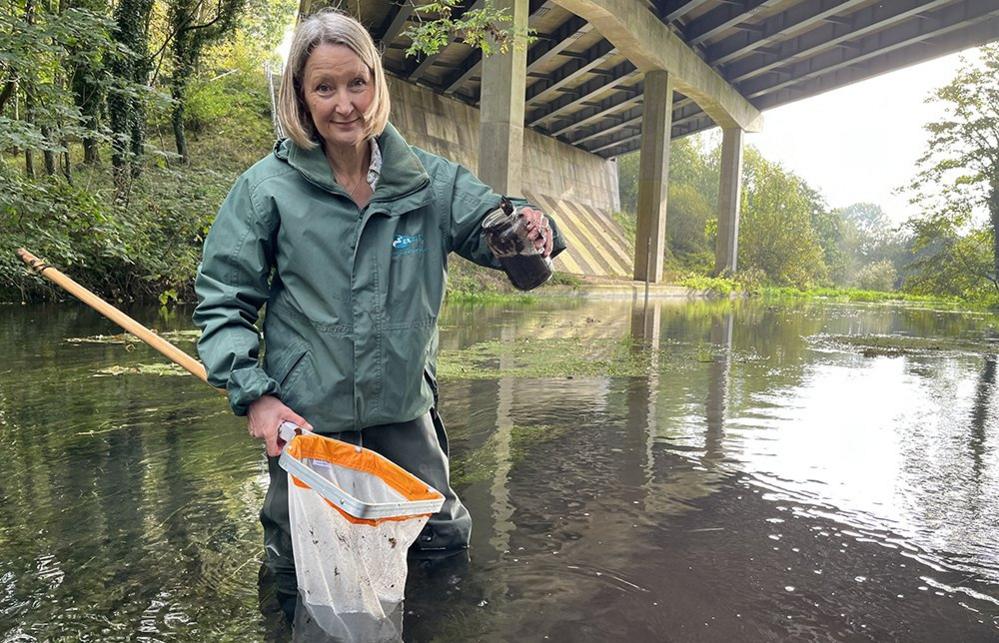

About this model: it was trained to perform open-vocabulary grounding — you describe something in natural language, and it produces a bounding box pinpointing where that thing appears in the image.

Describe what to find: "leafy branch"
[402,0,535,58]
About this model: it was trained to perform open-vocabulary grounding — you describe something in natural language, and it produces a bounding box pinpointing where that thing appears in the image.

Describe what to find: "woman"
[193,9,565,614]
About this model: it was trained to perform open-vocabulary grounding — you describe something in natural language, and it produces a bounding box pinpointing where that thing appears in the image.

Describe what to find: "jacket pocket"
[380,321,435,419]
[280,349,311,390]
[267,340,314,403]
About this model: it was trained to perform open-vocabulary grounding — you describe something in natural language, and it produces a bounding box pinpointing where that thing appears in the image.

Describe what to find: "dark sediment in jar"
[499,254,551,291]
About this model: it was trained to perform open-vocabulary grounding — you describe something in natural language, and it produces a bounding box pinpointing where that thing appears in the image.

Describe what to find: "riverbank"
[450,263,999,311]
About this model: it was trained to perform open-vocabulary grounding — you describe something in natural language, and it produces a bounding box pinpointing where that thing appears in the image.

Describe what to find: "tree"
[403,0,528,58]
[68,0,110,164]
[666,182,711,262]
[904,207,993,297]
[1,0,112,173]
[738,147,827,287]
[107,0,155,189]
[166,0,246,163]
[907,44,999,292]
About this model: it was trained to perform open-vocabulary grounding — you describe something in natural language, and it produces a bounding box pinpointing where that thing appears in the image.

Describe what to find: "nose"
[333,93,353,116]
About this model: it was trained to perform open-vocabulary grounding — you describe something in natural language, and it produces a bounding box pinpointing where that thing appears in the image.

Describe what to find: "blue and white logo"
[392,233,425,256]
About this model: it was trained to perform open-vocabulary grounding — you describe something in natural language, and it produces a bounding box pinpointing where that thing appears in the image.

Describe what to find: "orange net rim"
[285,433,444,527]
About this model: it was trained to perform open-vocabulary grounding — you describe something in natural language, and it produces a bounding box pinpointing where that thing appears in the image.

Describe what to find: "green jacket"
[194,123,565,432]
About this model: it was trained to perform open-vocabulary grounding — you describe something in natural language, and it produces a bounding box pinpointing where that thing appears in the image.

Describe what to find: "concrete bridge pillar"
[714,127,744,274]
[478,0,529,196]
[633,70,673,283]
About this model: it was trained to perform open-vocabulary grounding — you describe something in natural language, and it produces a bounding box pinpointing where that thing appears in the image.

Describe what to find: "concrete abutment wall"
[387,76,632,278]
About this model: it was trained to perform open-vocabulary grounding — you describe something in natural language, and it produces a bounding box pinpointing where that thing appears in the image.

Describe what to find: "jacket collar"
[276,123,429,204]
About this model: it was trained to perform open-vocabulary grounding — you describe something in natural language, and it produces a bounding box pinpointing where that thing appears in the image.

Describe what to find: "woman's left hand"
[519,206,554,257]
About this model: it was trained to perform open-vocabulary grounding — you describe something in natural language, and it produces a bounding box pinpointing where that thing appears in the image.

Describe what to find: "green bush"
[854,259,897,292]
[679,273,739,297]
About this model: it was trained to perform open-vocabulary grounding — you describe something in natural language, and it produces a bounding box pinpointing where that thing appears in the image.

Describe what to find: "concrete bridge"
[301,0,999,282]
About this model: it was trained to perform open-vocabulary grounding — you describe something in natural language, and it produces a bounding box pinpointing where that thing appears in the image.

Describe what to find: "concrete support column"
[633,70,673,283]
[478,0,528,196]
[714,127,744,274]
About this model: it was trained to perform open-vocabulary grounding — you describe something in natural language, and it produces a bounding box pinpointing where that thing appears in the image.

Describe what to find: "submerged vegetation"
[818,333,993,358]
[438,336,653,380]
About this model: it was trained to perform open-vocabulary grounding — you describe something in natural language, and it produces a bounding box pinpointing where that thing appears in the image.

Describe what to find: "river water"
[1,297,997,641]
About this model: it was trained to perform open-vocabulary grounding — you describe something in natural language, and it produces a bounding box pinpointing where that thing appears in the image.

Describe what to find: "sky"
[738,47,983,225]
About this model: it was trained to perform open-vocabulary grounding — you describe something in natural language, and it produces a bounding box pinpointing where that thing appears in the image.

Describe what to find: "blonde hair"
[278,9,390,149]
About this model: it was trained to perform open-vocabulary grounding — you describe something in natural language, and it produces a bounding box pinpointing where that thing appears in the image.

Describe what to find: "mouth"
[332,117,361,126]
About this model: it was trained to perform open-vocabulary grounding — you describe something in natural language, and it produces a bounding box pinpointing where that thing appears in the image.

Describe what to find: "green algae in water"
[66,333,133,345]
[451,424,569,487]
[820,334,986,357]
[67,330,200,345]
[438,336,655,380]
[95,363,189,377]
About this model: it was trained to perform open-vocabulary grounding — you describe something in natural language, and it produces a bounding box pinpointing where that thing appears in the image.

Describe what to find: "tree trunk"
[24,149,35,179]
[42,126,56,175]
[24,84,36,178]
[109,0,154,185]
[61,141,72,182]
[71,4,103,166]
[129,104,144,178]
[171,61,190,163]
[990,176,999,289]
[172,101,189,163]
[0,81,14,114]
[23,0,37,179]
[83,138,99,164]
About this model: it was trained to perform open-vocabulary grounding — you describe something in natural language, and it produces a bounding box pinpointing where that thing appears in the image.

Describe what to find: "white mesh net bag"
[277,424,445,642]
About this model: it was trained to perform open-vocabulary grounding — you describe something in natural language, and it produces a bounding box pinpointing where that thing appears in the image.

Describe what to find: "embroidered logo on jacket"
[392,233,426,256]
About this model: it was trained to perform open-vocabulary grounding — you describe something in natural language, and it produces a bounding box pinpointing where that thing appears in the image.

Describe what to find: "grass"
[757,285,996,310]
[445,254,582,303]
[678,273,741,297]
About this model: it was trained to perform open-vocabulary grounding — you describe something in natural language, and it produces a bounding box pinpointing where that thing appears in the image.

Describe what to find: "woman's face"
[301,43,374,151]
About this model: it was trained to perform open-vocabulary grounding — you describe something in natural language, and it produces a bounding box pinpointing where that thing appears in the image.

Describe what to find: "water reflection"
[1,299,998,640]
[969,353,995,480]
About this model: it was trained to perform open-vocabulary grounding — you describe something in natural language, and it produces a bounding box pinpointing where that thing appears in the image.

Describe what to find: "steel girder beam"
[705,0,869,67]
[377,4,415,45]
[528,61,637,126]
[524,38,617,106]
[552,0,762,131]
[740,1,999,100]
[749,12,999,108]
[684,0,785,47]
[723,0,954,84]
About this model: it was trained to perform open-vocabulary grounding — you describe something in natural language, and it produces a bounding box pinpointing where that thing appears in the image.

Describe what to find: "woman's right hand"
[247,394,313,456]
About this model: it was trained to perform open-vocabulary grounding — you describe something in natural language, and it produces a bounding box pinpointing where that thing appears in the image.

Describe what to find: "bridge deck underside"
[353,0,999,159]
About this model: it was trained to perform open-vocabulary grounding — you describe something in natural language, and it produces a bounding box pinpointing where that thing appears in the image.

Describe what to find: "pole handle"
[17,248,222,394]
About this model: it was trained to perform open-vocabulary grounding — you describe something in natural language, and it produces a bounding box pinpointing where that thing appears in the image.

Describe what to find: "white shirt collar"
[367,138,382,191]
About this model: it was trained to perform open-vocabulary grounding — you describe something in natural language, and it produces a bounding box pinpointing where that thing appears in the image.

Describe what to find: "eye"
[350,77,367,88]
[315,82,332,93]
